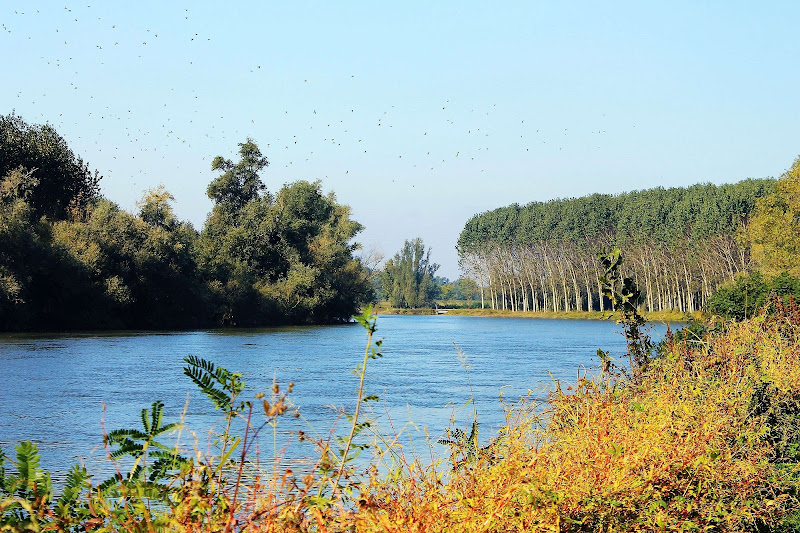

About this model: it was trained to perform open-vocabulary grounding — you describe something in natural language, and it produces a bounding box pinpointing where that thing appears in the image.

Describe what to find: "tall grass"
[3,303,800,531]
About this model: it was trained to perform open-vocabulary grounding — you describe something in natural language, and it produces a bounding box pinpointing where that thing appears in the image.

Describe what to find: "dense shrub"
[708,271,800,320]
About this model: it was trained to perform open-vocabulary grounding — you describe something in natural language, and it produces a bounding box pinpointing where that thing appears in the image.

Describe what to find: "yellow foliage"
[746,154,800,277]
[344,316,800,532]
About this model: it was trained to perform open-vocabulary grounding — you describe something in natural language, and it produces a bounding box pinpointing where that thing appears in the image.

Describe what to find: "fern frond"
[150,401,163,436]
[141,406,150,434]
[148,455,190,482]
[12,441,52,502]
[98,474,121,493]
[127,463,144,482]
[15,441,40,484]
[152,421,181,437]
[110,441,144,459]
[56,464,89,513]
[105,429,149,442]
[0,447,7,495]
[183,357,233,411]
[147,449,182,461]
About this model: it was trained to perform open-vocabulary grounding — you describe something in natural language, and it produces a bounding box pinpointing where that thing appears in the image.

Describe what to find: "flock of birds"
[3,4,612,199]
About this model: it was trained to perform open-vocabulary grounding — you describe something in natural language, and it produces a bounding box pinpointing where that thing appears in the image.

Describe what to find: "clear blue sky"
[3,1,799,279]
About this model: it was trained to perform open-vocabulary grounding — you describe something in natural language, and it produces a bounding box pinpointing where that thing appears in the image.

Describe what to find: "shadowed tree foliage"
[200,175,370,325]
[52,196,208,329]
[707,271,800,321]
[0,117,371,331]
[0,169,100,330]
[0,193,58,327]
[199,141,371,326]
[0,113,100,220]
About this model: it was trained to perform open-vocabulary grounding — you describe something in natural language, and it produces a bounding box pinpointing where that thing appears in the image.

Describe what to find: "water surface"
[0,315,671,480]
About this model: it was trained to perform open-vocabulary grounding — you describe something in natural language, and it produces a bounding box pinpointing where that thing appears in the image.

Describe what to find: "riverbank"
[374,304,697,323]
[5,309,799,530]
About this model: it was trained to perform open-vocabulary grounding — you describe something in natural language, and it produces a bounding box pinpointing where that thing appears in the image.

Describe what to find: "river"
[0,315,672,482]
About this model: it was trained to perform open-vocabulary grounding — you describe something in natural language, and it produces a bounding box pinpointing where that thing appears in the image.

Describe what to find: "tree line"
[457,179,776,313]
[0,114,372,331]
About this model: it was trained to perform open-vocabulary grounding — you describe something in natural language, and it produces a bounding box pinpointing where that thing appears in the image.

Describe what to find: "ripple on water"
[0,316,671,483]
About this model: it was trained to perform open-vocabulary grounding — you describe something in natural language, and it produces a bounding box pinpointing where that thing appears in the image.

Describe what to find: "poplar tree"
[381,239,439,308]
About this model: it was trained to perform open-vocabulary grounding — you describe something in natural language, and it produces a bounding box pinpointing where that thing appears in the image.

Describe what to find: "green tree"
[381,238,439,308]
[199,140,275,324]
[0,126,372,331]
[0,113,100,220]
[0,168,97,331]
[0,191,47,327]
[744,154,800,277]
[0,167,38,204]
[439,280,457,301]
[52,197,207,329]
[137,185,178,230]
[206,138,269,214]
[199,140,371,325]
[255,181,372,323]
[453,277,480,304]
[457,178,774,313]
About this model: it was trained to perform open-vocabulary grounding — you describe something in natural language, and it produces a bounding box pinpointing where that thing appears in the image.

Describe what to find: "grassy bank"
[372,304,437,315]
[443,307,697,323]
[3,307,800,531]
[375,303,697,323]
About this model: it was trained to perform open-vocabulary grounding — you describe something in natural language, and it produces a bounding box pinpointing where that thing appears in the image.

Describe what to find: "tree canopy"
[0,116,372,331]
[458,180,774,252]
[743,154,800,278]
[0,113,100,220]
[206,138,269,213]
[707,271,800,321]
[457,179,776,313]
[200,175,371,325]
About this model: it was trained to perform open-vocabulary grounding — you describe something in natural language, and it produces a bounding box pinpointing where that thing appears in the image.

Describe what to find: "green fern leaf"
[55,464,89,516]
[183,356,234,411]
